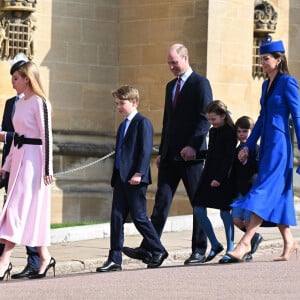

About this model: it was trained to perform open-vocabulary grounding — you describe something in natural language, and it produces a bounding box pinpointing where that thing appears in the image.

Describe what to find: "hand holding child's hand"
[238,146,249,163]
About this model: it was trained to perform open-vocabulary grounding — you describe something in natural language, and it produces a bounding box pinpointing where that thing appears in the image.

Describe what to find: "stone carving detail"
[252,1,278,79]
[5,1,37,8]
[254,0,277,35]
[0,0,37,59]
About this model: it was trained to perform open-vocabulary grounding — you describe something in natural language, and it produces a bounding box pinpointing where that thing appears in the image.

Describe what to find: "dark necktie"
[173,77,181,109]
[115,118,127,169]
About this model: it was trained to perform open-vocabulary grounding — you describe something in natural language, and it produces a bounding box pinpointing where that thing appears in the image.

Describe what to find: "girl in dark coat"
[193,100,237,263]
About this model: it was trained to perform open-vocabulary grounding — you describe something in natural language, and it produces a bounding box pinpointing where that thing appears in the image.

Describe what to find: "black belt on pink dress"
[14,133,42,149]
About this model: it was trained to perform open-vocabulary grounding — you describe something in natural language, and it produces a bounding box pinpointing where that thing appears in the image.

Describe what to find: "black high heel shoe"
[29,257,56,279]
[0,263,12,281]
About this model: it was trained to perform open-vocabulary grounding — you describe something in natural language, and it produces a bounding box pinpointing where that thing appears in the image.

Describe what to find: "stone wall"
[1,0,300,223]
[207,0,291,121]
[49,0,211,223]
[0,0,121,223]
[118,0,210,132]
[289,0,300,88]
[44,0,120,223]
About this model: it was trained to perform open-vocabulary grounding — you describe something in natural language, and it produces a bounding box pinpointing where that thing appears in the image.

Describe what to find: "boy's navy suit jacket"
[111,112,153,186]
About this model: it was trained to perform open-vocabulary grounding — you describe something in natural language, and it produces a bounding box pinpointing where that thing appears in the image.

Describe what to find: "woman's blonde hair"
[15,61,49,102]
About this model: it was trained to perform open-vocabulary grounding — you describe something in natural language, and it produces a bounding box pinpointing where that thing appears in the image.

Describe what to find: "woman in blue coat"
[228,36,300,262]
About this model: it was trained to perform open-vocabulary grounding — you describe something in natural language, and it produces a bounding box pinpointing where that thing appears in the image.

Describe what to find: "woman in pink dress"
[0,58,55,280]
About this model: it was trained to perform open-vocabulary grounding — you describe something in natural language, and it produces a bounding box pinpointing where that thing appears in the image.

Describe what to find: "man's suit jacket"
[1,96,15,165]
[111,112,153,186]
[1,96,15,190]
[159,71,213,162]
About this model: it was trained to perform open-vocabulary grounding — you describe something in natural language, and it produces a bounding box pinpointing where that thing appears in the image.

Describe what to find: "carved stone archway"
[254,0,277,36]
[253,0,278,78]
[0,0,37,60]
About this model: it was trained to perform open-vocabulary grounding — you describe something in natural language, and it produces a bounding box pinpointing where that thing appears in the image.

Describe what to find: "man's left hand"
[180,146,196,161]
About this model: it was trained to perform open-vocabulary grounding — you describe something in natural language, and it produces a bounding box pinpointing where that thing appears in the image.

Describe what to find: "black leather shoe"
[147,250,168,268]
[250,233,263,254]
[122,247,152,264]
[205,244,224,262]
[184,252,206,265]
[11,265,39,279]
[244,253,253,262]
[218,254,239,264]
[96,260,122,272]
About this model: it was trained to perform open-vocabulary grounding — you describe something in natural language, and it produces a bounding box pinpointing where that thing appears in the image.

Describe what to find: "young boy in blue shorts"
[231,116,263,261]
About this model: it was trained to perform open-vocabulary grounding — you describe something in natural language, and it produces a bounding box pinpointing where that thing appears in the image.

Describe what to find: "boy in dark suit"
[96,85,167,272]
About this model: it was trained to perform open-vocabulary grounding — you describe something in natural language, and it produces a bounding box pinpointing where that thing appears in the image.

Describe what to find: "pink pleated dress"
[0,94,53,246]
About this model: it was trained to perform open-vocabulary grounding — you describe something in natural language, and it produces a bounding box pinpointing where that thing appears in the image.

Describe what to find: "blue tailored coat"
[232,74,300,226]
[111,112,152,186]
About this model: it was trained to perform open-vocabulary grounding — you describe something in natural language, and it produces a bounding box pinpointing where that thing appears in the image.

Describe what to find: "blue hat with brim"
[259,35,285,54]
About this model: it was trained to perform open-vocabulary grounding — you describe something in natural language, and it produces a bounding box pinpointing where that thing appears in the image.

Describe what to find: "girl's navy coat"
[193,123,237,210]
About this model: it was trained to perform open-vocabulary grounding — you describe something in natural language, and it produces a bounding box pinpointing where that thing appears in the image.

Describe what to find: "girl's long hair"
[206,100,235,128]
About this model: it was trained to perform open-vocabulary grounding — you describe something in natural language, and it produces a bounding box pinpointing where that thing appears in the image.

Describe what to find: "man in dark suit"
[123,44,213,265]
[0,93,41,278]
[96,85,167,272]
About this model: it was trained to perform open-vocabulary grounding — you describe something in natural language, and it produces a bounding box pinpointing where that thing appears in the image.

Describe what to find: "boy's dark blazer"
[159,71,212,162]
[111,112,153,186]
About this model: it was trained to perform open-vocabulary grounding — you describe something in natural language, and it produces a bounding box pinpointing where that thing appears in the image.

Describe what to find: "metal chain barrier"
[54,151,115,177]
[54,147,159,178]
